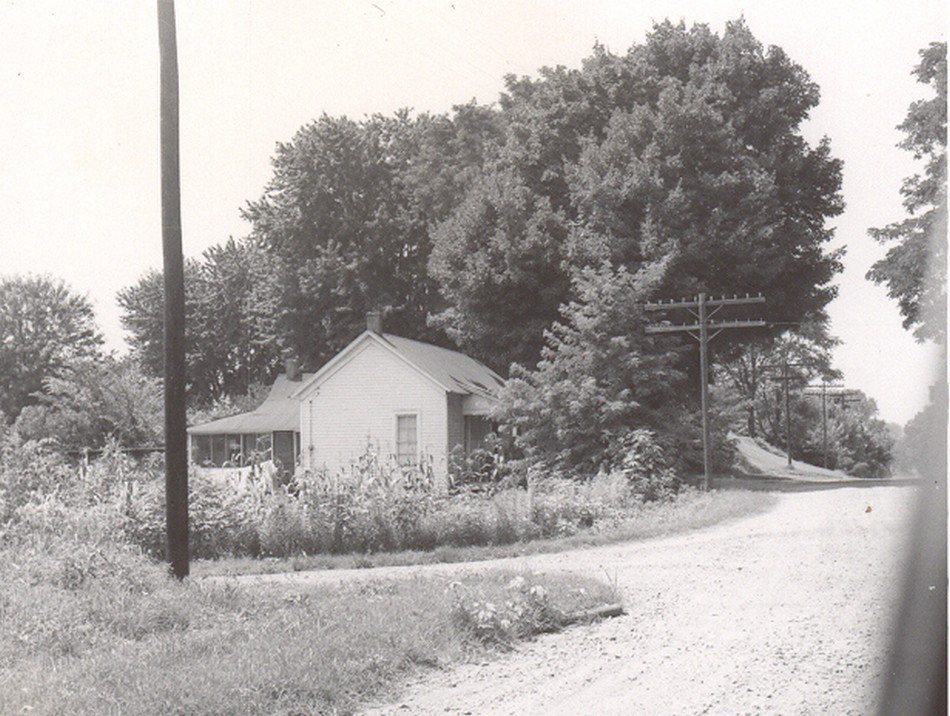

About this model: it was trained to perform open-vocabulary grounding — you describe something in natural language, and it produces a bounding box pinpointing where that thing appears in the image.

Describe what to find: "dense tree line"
[122,19,844,376]
[0,20,926,471]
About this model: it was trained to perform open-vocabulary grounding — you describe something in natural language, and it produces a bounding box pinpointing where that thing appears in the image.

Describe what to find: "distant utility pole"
[769,358,806,468]
[803,383,859,469]
[158,0,189,579]
[646,293,766,490]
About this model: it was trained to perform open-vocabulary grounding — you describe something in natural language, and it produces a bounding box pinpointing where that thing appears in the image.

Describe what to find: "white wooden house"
[292,313,504,487]
[188,314,504,489]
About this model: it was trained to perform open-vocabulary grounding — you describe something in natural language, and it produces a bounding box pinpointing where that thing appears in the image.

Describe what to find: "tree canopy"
[431,19,844,370]
[117,240,282,406]
[0,275,102,421]
[241,112,462,370]
[867,41,947,343]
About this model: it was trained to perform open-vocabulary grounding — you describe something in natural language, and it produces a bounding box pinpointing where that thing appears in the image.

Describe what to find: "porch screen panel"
[225,435,242,465]
[211,435,227,467]
[273,431,295,472]
[192,435,212,466]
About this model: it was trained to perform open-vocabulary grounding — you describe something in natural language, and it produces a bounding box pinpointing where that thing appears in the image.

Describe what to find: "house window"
[395,414,418,465]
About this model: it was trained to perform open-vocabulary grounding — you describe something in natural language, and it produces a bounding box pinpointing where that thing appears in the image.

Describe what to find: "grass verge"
[196,488,776,577]
[1,567,617,716]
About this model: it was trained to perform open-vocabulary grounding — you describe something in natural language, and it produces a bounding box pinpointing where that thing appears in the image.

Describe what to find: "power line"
[803,383,859,469]
[768,360,808,468]
[646,292,766,490]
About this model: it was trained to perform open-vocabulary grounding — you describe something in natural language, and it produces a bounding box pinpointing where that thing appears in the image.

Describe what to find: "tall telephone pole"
[803,383,858,469]
[769,358,806,468]
[646,293,766,490]
[158,0,189,579]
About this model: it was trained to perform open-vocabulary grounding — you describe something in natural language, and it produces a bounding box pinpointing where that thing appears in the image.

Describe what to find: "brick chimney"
[284,356,300,381]
[366,311,383,334]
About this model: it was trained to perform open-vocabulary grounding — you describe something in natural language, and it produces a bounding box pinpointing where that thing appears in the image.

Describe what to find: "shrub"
[448,434,510,493]
[0,437,74,521]
[124,472,262,559]
[449,574,563,646]
[609,429,680,501]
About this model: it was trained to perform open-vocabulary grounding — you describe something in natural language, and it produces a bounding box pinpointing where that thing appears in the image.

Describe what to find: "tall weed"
[1,438,683,564]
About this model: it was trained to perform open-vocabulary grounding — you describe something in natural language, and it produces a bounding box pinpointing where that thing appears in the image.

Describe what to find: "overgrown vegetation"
[1,526,614,715]
[0,438,621,715]
[123,441,697,561]
[197,487,773,578]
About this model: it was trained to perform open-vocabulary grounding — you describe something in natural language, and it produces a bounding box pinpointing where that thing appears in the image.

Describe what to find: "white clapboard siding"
[299,339,449,483]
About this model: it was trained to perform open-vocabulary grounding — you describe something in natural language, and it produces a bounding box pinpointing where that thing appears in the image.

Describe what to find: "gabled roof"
[188,373,314,435]
[293,331,505,399]
[379,334,505,396]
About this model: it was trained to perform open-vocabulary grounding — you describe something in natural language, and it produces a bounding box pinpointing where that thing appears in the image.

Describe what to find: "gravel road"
[353,484,920,716]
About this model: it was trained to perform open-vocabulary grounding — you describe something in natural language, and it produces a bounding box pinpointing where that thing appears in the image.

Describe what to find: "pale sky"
[0,0,945,425]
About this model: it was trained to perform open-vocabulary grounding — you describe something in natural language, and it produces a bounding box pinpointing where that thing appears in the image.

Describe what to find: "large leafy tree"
[242,106,504,370]
[430,48,636,369]
[568,20,844,329]
[432,19,844,372]
[243,111,479,369]
[0,275,102,421]
[868,42,947,343]
[117,258,200,383]
[118,239,281,406]
[428,168,572,371]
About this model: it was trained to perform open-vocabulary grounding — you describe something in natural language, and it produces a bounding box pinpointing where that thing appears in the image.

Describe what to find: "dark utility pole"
[646,293,766,490]
[158,0,189,579]
[770,358,805,468]
[803,383,858,469]
[815,382,834,469]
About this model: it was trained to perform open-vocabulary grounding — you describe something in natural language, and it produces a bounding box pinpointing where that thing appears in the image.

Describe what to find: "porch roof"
[188,373,313,435]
